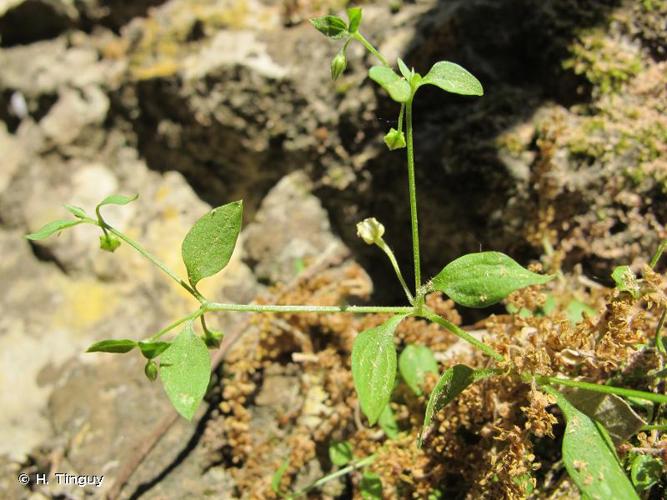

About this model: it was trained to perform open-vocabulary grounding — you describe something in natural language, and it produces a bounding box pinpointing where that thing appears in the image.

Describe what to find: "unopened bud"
[204,329,224,349]
[99,234,121,252]
[331,51,347,81]
[383,128,406,150]
[144,360,158,381]
[356,217,385,245]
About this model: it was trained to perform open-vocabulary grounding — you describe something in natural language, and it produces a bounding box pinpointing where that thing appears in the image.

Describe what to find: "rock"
[243,171,346,284]
[0,0,77,46]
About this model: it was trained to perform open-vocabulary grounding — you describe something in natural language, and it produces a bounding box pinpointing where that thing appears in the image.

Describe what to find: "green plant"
[26,7,667,498]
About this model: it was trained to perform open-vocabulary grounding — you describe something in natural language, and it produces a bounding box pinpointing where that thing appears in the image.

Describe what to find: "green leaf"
[566,299,596,324]
[420,365,493,446]
[543,386,639,500]
[398,344,439,396]
[86,339,137,354]
[420,61,483,96]
[97,193,138,208]
[26,220,82,240]
[271,458,290,494]
[611,266,640,299]
[181,200,243,287]
[563,389,646,444]
[630,454,663,491]
[378,404,400,439]
[347,7,362,33]
[352,315,405,425]
[64,205,88,219]
[368,66,411,103]
[309,15,348,39]
[430,251,553,308]
[360,472,383,500]
[328,441,354,466]
[160,323,211,420]
[138,341,171,359]
[397,58,411,80]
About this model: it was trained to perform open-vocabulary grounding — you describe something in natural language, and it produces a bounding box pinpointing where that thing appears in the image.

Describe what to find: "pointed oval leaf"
[309,15,348,39]
[271,458,290,494]
[26,220,82,240]
[351,315,405,425]
[181,200,243,287]
[86,339,137,354]
[346,7,362,33]
[397,58,411,80]
[611,265,640,299]
[378,404,400,439]
[360,472,383,500]
[564,389,646,444]
[398,344,439,396]
[420,61,483,96]
[431,252,553,308]
[97,193,138,208]
[420,365,493,446]
[368,66,411,103]
[160,323,211,420]
[138,340,171,360]
[329,441,354,466]
[544,387,639,500]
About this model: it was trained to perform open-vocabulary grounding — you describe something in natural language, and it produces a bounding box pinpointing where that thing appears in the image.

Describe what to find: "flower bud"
[99,234,121,252]
[356,217,385,245]
[144,360,158,381]
[331,51,347,81]
[383,128,406,151]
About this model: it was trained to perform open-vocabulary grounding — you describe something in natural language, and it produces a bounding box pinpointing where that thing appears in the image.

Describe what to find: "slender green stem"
[405,99,422,300]
[540,376,667,404]
[377,239,414,303]
[353,32,389,66]
[650,239,667,269]
[420,308,505,362]
[103,224,205,302]
[397,103,405,132]
[655,309,666,354]
[641,424,667,432]
[289,455,376,498]
[205,303,413,315]
[148,308,205,341]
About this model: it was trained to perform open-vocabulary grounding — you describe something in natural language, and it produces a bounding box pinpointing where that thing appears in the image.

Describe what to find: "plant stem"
[353,32,389,66]
[104,224,205,302]
[655,309,666,355]
[650,239,667,268]
[397,103,405,132]
[205,303,413,315]
[148,308,205,341]
[641,424,667,432]
[377,239,414,303]
[420,309,505,362]
[289,455,376,498]
[540,376,667,404]
[405,99,422,300]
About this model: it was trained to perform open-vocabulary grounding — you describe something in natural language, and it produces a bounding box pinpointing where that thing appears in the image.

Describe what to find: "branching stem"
[376,239,414,303]
[405,98,422,302]
[205,303,412,315]
[353,32,389,66]
[538,375,667,404]
[103,223,205,302]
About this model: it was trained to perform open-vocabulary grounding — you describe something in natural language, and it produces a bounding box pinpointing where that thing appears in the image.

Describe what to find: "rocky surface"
[0,0,664,498]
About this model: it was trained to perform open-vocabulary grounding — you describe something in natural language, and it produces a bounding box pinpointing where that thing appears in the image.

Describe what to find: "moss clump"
[563,28,643,95]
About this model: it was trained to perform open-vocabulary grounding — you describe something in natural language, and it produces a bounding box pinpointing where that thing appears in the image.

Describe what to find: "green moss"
[564,29,643,95]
